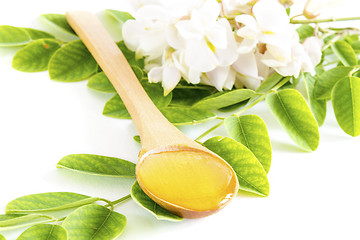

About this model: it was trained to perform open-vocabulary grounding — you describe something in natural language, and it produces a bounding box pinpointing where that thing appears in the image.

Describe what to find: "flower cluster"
[123,0,322,95]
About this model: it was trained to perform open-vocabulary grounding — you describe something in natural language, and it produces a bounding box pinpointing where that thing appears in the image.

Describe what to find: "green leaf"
[40,14,76,36]
[49,40,98,81]
[0,214,51,229]
[203,137,269,196]
[344,34,359,44]
[105,9,134,24]
[17,224,67,240]
[255,72,284,93]
[103,94,131,119]
[170,88,212,106]
[224,115,271,173]
[314,66,353,99]
[0,25,31,47]
[103,81,172,119]
[351,41,360,53]
[131,181,183,221]
[331,40,357,67]
[88,65,143,93]
[57,154,136,177]
[6,192,98,214]
[303,73,327,126]
[266,89,319,151]
[87,72,115,93]
[12,39,61,72]
[22,28,55,40]
[62,204,126,240]
[296,24,315,42]
[117,41,144,69]
[0,233,5,240]
[218,100,248,112]
[192,89,255,110]
[332,76,360,136]
[161,107,216,125]
[133,135,141,143]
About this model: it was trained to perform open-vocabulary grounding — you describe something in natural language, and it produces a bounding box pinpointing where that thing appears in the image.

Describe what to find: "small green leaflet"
[352,40,360,53]
[0,233,4,240]
[57,154,136,177]
[49,39,98,81]
[296,24,315,42]
[103,81,172,119]
[88,72,115,93]
[332,76,360,137]
[170,88,212,106]
[255,72,284,93]
[192,89,255,110]
[62,204,127,240]
[0,25,31,47]
[17,224,67,240]
[87,65,143,93]
[22,28,55,40]
[266,89,319,151]
[133,135,141,143]
[314,66,353,99]
[103,94,131,119]
[224,115,271,173]
[131,181,183,221]
[12,39,60,72]
[161,107,216,125]
[117,41,145,69]
[105,9,135,24]
[40,14,77,36]
[331,40,357,67]
[6,192,98,214]
[203,136,269,196]
[303,73,327,126]
[0,214,52,229]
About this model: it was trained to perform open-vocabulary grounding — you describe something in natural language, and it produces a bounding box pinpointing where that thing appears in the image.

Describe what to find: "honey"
[136,149,237,212]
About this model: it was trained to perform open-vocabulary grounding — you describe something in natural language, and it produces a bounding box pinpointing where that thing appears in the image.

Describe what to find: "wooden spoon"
[66,11,239,218]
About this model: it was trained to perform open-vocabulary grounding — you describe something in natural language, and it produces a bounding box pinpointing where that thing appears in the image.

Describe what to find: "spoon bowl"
[66,11,239,218]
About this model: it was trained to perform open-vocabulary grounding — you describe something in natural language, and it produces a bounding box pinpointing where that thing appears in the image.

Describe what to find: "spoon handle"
[66,11,189,152]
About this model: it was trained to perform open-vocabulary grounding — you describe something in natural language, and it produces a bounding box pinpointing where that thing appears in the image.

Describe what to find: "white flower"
[302,36,323,72]
[232,52,264,90]
[235,0,318,79]
[221,0,256,16]
[148,50,182,95]
[175,0,238,73]
[205,66,236,91]
[235,0,292,55]
[122,5,170,60]
[303,0,342,19]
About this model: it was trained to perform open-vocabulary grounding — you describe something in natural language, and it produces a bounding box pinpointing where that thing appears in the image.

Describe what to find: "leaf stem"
[291,16,360,24]
[104,194,132,208]
[195,121,224,142]
[235,77,291,116]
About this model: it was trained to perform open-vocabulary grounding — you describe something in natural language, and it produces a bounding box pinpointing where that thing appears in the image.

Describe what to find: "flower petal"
[184,39,218,72]
[206,66,230,91]
[162,67,182,95]
[148,66,164,83]
[166,25,185,49]
[215,19,238,65]
[303,36,323,66]
[122,20,146,51]
[232,53,260,79]
[176,20,203,40]
[252,0,289,32]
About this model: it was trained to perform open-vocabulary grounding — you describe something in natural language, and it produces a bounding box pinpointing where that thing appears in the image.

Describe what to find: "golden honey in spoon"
[136,146,238,218]
[66,11,239,219]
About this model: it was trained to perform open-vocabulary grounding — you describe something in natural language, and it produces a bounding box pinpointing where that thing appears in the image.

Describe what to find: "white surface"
[1,1,360,239]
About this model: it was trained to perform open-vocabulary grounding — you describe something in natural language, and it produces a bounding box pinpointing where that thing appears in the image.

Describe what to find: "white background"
[1,0,360,239]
